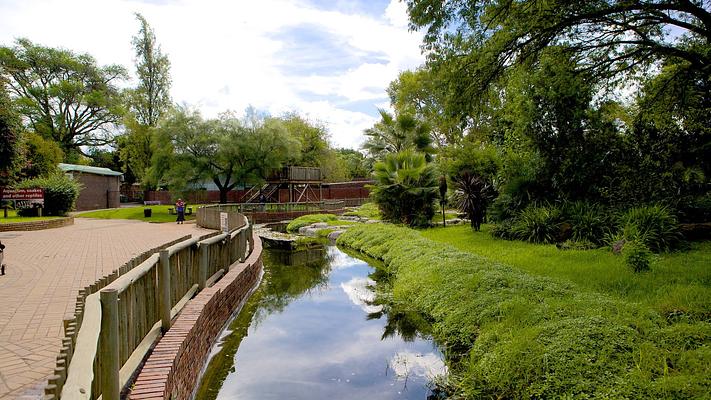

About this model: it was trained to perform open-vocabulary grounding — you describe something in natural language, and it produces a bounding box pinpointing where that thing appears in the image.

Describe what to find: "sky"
[0,0,425,149]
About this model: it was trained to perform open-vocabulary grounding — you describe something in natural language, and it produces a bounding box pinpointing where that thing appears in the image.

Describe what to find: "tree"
[21,132,64,178]
[406,0,711,92]
[279,113,329,166]
[0,39,127,155]
[388,67,463,146]
[149,107,300,203]
[371,150,438,227]
[0,78,21,186]
[336,148,371,179]
[130,13,172,127]
[453,171,496,231]
[363,109,434,161]
[118,116,155,186]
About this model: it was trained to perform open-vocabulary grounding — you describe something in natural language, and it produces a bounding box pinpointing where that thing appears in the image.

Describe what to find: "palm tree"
[371,150,438,227]
[453,171,496,231]
[363,109,434,161]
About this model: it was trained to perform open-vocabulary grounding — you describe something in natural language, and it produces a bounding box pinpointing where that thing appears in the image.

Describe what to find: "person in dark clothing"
[0,241,5,275]
[175,199,186,224]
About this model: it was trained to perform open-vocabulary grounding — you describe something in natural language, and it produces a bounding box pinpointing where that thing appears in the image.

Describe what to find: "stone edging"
[126,234,264,400]
[0,217,74,232]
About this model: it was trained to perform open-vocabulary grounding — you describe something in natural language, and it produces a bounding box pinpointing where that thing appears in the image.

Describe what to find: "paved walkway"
[0,219,210,399]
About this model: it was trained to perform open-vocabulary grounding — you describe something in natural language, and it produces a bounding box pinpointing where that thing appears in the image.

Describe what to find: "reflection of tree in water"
[254,246,332,321]
[365,265,434,342]
[195,246,331,400]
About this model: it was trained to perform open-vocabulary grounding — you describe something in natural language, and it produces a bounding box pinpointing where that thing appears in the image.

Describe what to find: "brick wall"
[74,173,120,211]
[144,180,371,205]
[127,235,264,400]
[0,217,74,232]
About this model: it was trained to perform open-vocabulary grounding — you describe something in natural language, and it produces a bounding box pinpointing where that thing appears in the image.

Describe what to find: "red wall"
[144,181,372,204]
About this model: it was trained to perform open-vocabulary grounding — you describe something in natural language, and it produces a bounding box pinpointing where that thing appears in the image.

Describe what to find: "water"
[196,245,446,400]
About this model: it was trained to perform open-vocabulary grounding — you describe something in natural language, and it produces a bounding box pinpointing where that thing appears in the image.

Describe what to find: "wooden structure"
[242,166,322,203]
[52,211,256,400]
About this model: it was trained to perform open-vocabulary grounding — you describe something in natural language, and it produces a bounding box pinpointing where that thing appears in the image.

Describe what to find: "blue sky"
[0,0,425,148]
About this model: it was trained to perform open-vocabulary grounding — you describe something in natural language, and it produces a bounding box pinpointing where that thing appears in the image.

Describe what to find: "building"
[59,163,123,211]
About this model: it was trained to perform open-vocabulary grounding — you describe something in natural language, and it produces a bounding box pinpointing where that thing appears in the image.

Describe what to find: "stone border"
[0,216,74,232]
[127,234,264,400]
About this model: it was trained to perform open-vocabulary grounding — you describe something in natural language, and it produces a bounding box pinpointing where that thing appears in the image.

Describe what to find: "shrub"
[286,213,337,233]
[561,201,610,245]
[452,171,496,231]
[15,172,81,216]
[371,150,437,227]
[677,193,711,223]
[490,219,515,240]
[622,240,653,272]
[510,204,563,243]
[343,202,381,220]
[617,204,682,252]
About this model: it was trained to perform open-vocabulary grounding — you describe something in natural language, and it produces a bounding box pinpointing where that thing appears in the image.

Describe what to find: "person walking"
[175,198,186,224]
[0,240,5,275]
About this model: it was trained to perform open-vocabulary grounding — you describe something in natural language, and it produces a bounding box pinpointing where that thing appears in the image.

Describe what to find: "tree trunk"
[219,188,228,204]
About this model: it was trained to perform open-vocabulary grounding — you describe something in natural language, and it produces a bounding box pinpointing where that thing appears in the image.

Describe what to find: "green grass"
[343,202,381,219]
[337,223,711,399]
[286,213,338,232]
[421,224,711,320]
[0,209,61,223]
[76,205,198,223]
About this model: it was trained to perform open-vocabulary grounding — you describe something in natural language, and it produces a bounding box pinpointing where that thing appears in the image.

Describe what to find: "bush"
[617,204,682,252]
[490,219,515,240]
[677,193,711,223]
[622,240,653,272]
[286,213,337,233]
[343,202,381,220]
[510,204,563,243]
[15,172,81,216]
[561,201,610,245]
[371,150,437,227]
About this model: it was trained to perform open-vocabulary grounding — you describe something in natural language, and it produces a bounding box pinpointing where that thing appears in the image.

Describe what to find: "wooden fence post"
[159,250,171,333]
[199,244,208,290]
[99,289,120,400]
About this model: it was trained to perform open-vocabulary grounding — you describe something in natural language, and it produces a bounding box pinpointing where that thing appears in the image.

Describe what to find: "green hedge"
[15,172,82,216]
[337,224,710,399]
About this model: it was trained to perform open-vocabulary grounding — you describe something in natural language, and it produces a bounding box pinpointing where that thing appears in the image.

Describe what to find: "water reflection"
[196,246,445,400]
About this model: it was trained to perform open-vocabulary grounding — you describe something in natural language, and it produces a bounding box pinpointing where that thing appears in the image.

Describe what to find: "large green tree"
[407,0,711,89]
[0,78,21,185]
[0,39,127,156]
[130,13,172,127]
[149,107,300,203]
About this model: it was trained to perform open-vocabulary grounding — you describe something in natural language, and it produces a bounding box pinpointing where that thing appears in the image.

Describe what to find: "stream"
[195,245,446,399]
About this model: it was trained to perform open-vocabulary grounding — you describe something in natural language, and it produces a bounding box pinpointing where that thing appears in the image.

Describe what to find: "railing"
[197,201,346,225]
[56,213,254,400]
[267,166,321,182]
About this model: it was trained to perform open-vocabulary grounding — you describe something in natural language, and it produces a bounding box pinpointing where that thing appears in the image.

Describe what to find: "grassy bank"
[0,209,61,223]
[337,224,711,399]
[76,205,198,223]
[421,224,711,321]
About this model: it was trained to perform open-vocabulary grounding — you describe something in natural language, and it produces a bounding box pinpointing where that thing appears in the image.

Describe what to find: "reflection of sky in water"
[212,247,444,400]
[340,277,383,314]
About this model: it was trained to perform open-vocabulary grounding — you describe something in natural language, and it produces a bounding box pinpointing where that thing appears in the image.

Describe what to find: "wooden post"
[99,289,120,400]
[199,244,208,290]
[159,250,171,333]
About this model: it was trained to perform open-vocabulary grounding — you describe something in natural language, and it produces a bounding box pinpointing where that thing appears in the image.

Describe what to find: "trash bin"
[144,208,152,218]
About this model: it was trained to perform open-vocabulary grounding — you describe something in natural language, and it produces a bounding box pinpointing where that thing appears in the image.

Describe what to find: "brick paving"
[0,218,210,399]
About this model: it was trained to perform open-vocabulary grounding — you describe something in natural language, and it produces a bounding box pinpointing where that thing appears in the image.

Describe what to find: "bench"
[144,201,161,206]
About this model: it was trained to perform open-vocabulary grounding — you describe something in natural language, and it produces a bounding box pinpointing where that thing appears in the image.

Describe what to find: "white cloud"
[0,0,424,148]
[340,277,382,314]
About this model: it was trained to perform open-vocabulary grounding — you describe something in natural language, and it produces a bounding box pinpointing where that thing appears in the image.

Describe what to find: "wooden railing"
[197,201,346,226]
[55,213,254,400]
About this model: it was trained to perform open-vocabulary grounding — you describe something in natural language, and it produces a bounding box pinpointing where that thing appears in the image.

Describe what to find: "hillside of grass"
[0,209,61,223]
[76,205,198,223]
[421,224,711,321]
[337,223,711,399]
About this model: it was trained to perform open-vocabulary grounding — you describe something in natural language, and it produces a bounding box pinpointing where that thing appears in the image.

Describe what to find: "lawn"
[0,209,62,223]
[76,205,199,223]
[421,224,711,320]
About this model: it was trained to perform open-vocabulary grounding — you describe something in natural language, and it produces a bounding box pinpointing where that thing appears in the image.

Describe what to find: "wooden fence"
[52,213,254,400]
[197,201,347,227]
